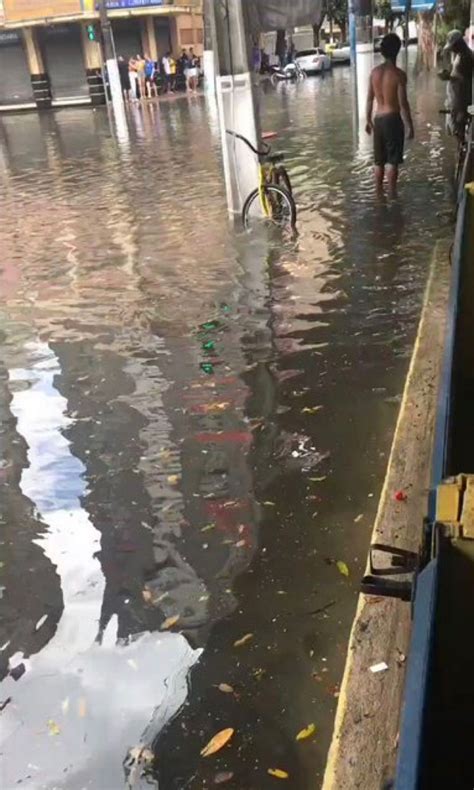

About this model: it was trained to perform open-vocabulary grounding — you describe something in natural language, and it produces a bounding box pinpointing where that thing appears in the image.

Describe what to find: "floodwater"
[0,59,455,789]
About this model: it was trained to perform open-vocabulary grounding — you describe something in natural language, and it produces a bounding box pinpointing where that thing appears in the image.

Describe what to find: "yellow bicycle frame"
[258,162,276,217]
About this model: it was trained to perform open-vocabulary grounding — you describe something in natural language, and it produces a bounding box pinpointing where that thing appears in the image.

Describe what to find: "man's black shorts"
[373,112,405,167]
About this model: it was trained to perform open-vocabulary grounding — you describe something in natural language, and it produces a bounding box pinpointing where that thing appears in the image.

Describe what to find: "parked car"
[331,42,351,63]
[295,48,332,75]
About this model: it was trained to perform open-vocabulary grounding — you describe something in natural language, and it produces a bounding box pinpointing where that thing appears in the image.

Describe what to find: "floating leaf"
[167,475,180,486]
[161,615,180,631]
[218,683,234,694]
[214,771,234,784]
[301,406,323,414]
[142,589,153,604]
[235,540,246,548]
[201,728,234,757]
[263,501,276,506]
[370,661,388,674]
[336,561,350,577]
[354,514,364,523]
[309,476,327,482]
[201,524,216,533]
[296,723,316,741]
[234,633,253,648]
[47,719,60,736]
[35,614,48,631]
[268,768,289,779]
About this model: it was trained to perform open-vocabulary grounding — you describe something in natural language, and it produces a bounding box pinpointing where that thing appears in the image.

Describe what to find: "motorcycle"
[270,61,306,84]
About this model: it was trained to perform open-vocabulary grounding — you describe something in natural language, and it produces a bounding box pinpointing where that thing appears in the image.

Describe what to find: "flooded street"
[0,61,455,789]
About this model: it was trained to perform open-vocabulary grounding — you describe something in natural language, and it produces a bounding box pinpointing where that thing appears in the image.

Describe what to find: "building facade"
[0,0,203,110]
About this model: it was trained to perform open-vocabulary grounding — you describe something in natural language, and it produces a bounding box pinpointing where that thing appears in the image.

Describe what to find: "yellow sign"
[3,0,82,22]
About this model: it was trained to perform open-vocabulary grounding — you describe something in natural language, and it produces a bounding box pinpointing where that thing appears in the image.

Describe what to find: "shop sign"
[0,29,21,44]
[3,0,82,23]
[390,0,436,10]
[82,0,163,8]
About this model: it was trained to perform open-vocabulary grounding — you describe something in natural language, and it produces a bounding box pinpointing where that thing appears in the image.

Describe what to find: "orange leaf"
[161,615,180,631]
[268,768,289,779]
[296,723,316,741]
[218,683,234,694]
[233,633,253,648]
[200,728,234,757]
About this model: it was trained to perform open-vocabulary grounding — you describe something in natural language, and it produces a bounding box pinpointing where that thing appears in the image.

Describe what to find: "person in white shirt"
[162,53,172,93]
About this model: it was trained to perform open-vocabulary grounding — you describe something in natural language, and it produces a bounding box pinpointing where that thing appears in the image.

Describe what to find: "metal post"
[97,0,124,115]
[351,0,374,145]
[405,0,411,54]
[212,0,260,216]
[203,0,216,92]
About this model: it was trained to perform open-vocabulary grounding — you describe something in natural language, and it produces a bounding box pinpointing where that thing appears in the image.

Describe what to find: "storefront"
[39,24,88,101]
[111,17,142,59]
[0,29,33,106]
[154,17,171,56]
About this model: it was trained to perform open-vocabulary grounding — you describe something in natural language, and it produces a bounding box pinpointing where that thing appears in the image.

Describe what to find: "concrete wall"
[170,12,204,57]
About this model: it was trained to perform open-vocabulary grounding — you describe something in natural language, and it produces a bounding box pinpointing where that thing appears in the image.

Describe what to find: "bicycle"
[226,130,297,230]
[440,107,473,190]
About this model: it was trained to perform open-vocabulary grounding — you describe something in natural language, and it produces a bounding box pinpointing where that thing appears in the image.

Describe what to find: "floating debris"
[370,662,389,674]
[201,728,234,757]
[47,720,61,736]
[336,561,350,577]
[35,615,48,631]
[160,615,180,631]
[214,771,234,784]
[233,633,253,648]
[268,768,289,779]
[217,683,234,694]
[296,723,316,741]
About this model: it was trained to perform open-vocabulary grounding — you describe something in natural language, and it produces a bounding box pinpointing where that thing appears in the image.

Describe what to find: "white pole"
[98,0,124,117]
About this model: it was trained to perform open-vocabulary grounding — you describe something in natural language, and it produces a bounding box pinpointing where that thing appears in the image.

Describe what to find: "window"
[180,28,194,45]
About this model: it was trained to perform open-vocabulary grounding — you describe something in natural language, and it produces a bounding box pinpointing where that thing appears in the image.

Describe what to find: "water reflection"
[0,62,456,789]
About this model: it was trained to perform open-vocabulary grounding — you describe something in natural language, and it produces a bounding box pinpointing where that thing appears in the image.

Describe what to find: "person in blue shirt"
[144,55,157,99]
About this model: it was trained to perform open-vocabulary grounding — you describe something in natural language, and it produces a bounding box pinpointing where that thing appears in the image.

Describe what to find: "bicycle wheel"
[242,185,297,230]
[274,166,293,197]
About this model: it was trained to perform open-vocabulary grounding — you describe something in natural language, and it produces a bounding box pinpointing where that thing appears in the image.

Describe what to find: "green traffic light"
[87,25,96,42]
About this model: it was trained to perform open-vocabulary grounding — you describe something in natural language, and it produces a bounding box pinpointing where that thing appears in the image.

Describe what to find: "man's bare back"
[371,62,405,115]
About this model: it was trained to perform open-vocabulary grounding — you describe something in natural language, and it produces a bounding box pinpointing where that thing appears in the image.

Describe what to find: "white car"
[331,43,351,63]
[295,48,332,75]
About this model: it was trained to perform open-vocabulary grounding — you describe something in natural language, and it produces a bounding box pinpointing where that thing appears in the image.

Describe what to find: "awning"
[245,0,324,34]
[390,0,436,11]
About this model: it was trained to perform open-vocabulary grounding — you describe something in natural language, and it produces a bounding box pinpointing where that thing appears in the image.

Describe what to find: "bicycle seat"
[267,153,285,163]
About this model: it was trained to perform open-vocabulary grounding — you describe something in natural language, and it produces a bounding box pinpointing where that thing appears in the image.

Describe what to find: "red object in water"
[262,131,278,140]
[394,490,408,502]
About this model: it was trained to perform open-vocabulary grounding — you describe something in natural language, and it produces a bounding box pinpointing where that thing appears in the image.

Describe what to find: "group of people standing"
[118,49,201,102]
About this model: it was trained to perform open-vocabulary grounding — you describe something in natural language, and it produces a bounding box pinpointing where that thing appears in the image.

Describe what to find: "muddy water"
[0,61,455,789]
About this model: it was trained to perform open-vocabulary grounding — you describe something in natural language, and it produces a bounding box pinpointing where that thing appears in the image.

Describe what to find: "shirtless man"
[366,33,414,195]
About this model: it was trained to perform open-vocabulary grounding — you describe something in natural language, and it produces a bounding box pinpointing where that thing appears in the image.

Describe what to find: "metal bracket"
[361,543,419,602]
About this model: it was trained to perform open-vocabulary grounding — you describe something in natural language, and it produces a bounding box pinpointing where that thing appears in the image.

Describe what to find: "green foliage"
[374,0,393,21]
[443,0,470,30]
[325,0,348,27]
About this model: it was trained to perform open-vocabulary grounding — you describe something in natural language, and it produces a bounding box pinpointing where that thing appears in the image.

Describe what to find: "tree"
[417,10,436,70]
[374,0,394,32]
[444,0,470,29]
[326,0,348,42]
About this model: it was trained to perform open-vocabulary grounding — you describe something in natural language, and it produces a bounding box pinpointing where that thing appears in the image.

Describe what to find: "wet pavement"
[0,60,456,789]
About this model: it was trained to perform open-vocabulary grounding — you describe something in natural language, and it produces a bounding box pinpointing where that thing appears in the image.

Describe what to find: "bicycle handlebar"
[226,130,270,157]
